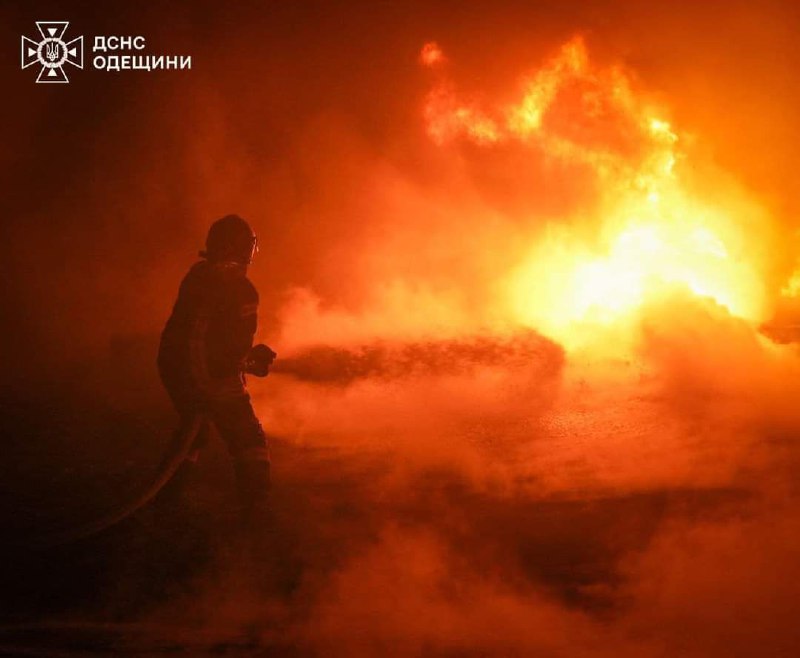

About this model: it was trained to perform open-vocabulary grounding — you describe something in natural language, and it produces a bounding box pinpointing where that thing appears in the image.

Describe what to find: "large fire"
[421,37,770,350]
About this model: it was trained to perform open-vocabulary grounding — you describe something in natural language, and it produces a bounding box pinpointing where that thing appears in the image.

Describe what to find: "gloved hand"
[244,344,277,377]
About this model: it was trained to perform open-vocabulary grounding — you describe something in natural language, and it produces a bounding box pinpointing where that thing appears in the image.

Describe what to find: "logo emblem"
[21,22,83,83]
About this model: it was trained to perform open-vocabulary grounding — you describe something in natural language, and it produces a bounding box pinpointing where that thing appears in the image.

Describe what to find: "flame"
[421,38,769,349]
[419,41,445,68]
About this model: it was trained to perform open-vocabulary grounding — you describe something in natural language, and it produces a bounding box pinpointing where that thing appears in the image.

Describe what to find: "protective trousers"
[169,385,271,527]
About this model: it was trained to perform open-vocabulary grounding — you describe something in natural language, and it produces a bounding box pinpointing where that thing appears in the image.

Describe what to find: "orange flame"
[419,41,445,68]
[420,38,769,349]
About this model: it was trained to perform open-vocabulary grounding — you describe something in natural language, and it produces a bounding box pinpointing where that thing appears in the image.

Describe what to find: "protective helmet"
[200,214,257,265]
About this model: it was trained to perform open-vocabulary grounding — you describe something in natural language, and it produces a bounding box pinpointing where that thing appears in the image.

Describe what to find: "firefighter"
[157,214,276,530]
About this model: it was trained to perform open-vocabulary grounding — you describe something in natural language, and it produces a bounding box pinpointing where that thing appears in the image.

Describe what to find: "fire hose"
[18,346,281,548]
[17,413,207,549]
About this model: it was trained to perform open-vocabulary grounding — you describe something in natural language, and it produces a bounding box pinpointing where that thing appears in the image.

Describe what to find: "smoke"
[3,1,800,656]
[223,288,800,658]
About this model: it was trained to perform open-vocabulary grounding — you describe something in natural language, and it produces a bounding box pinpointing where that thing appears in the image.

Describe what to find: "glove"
[244,344,277,377]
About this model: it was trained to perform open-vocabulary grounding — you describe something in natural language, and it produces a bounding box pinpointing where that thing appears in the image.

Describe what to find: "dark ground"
[0,336,754,657]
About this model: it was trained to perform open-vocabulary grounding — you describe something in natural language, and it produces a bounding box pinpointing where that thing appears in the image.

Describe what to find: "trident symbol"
[21,22,84,83]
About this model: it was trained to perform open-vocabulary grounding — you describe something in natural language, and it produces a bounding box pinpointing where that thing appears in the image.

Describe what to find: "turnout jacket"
[158,259,258,404]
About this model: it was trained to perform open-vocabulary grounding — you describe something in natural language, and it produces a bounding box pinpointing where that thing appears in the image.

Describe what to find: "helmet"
[200,214,257,265]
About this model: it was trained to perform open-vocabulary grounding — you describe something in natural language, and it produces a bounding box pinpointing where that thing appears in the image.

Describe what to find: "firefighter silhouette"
[158,215,276,528]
